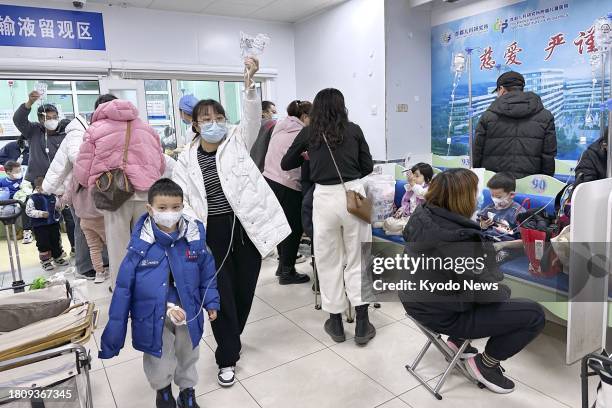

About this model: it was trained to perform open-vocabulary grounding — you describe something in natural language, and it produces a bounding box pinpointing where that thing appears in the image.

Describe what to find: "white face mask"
[44,119,59,131]
[492,195,513,210]
[152,210,182,229]
[9,171,22,180]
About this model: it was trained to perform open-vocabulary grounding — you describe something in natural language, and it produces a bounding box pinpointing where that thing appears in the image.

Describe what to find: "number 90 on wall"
[530,177,547,194]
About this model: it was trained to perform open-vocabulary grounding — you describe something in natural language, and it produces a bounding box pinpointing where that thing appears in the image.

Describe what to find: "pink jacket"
[74,100,165,192]
[262,116,305,191]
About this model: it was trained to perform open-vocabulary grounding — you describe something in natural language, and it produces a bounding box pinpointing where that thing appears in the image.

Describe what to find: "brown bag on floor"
[322,133,372,224]
[93,121,135,211]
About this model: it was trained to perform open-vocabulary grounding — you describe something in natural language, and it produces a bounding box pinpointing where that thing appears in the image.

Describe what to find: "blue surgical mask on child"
[200,122,227,143]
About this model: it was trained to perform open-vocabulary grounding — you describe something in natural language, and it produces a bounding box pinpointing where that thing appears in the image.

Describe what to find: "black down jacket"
[473,91,557,179]
[574,136,607,187]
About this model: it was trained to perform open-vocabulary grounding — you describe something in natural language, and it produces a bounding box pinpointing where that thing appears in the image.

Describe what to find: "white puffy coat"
[42,116,87,196]
[172,90,291,257]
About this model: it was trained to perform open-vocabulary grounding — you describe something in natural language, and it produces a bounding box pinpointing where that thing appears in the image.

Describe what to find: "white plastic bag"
[365,174,396,228]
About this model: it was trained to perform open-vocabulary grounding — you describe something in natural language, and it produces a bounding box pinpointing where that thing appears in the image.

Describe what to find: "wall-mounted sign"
[0,4,105,50]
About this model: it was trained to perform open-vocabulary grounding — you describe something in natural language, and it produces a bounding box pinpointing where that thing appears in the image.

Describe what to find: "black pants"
[33,223,63,259]
[409,299,545,361]
[266,178,303,268]
[207,213,261,368]
[61,207,75,250]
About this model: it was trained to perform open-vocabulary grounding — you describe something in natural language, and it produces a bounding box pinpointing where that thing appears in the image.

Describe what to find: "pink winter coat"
[262,116,305,191]
[74,100,165,192]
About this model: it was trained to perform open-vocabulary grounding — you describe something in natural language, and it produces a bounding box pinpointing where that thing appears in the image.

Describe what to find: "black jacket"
[473,91,557,179]
[574,137,606,186]
[400,204,510,319]
[281,122,373,185]
[12,104,65,183]
[0,140,29,165]
[250,119,276,173]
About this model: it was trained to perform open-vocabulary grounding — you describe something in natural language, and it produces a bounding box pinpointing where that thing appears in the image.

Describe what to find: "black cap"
[493,71,525,93]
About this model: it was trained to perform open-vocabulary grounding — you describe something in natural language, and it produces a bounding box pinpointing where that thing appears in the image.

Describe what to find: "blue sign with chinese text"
[0,4,105,50]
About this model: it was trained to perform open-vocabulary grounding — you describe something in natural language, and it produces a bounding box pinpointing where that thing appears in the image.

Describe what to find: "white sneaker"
[295,254,308,264]
[94,272,108,284]
[23,230,33,244]
[217,366,236,387]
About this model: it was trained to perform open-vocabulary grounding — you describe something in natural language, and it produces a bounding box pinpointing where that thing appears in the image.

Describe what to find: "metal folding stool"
[405,314,483,400]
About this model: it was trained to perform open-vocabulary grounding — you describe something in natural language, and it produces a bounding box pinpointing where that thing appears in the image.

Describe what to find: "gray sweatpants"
[143,320,200,391]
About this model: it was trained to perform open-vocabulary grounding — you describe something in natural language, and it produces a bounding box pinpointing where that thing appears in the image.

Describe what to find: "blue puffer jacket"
[98,214,220,359]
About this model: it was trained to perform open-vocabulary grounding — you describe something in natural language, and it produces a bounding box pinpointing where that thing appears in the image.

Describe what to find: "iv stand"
[466,48,474,167]
[606,13,612,178]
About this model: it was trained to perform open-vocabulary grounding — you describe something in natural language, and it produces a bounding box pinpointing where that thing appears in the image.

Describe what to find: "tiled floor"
[1,252,599,407]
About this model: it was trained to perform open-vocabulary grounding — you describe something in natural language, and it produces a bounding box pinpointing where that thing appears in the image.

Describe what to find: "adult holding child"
[172,56,291,387]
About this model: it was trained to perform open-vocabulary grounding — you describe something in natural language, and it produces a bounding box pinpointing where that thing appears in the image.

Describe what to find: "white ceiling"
[84,0,347,23]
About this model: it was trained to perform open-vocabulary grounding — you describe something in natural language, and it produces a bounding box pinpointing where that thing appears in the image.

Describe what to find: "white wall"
[294,0,386,160]
[1,0,298,110]
[385,0,431,161]
[430,0,524,26]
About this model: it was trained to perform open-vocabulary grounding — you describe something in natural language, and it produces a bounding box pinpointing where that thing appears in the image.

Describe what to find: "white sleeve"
[26,198,46,218]
[172,149,199,221]
[236,89,262,152]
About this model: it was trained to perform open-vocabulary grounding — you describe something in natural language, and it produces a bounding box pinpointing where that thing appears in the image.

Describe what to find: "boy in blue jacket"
[99,178,219,408]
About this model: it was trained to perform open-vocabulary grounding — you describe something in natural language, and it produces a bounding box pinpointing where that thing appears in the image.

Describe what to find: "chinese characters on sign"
[544,33,566,60]
[0,4,105,50]
[504,41,523,65]
[478,25,602,71]
[479,46,496,70]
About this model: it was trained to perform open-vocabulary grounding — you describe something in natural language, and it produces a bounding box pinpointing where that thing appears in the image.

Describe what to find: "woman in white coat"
[42,114,99,279]
[173,57,291,387]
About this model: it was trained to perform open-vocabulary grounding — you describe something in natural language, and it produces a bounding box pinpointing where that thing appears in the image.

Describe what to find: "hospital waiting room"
[0,0,612,407]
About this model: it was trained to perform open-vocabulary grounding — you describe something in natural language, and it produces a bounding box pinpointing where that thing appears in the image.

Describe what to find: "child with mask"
[478,173,526,263]
[26,177,68,271]
[0,161,33,233]
[394,163,434,218]
[99,178,219,408]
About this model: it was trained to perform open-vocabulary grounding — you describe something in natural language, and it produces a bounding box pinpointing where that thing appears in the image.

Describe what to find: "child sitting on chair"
[99,179,219,408]
[383,163,433,236]
[478,173,526,262]
[0,161,33,237]
[395,163,434,218]
[26,177,68,271]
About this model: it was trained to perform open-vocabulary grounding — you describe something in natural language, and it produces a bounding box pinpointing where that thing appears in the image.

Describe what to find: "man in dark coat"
[250,100,277,172]
[473,71,557,179]
[0,136,29,165]
[574,126,608,186]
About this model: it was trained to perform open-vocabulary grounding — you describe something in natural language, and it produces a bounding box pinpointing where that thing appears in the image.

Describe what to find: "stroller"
[582,352,612,408]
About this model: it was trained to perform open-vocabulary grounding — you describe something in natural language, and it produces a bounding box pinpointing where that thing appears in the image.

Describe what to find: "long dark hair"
[309,88,348,149]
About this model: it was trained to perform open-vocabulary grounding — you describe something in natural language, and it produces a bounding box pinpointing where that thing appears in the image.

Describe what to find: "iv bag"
[451,52,466,73]
[35,82,48,100]
[594,16,612,53]
[240,32,271,58]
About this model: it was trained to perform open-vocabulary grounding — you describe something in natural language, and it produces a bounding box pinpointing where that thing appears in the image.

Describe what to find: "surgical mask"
[200,122,227,143]
[271,114,279,120]
[492,195,513,210]
[8,171,22,180]
[152,210,183,229]
[44,119,59,131]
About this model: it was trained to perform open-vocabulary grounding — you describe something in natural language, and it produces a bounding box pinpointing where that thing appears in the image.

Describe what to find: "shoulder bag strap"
[322,133,348,193]
[122,121,133,169]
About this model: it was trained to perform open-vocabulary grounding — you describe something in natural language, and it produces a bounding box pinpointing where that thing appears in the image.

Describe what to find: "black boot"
[278,266,310,285]
[177,388,200,408]
[324,313,346,342]
[156,384,176,408]
[354,304,376,346]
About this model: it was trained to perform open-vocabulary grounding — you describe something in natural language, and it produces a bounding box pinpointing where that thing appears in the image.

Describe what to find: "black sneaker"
[324,314,346,343]
[466,354,515,394]
[77,269,96,280]
[177,388,199,408]
[156,384,176,408]
[447,337,478,359]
